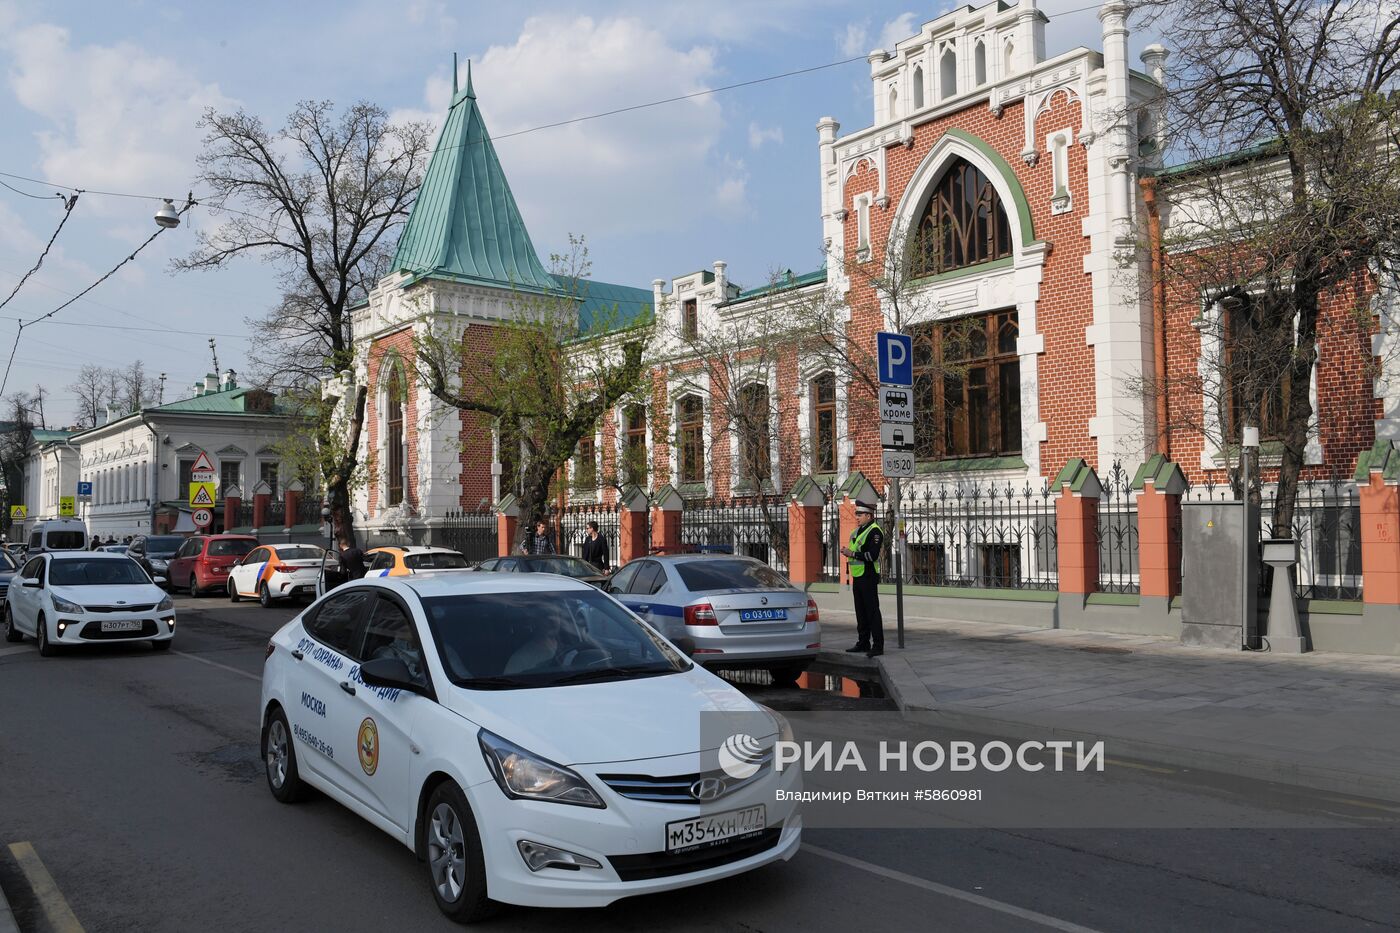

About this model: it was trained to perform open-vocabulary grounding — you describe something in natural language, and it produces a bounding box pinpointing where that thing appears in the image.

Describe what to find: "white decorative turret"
[713,260,727,294]
[1098,0,1133,240]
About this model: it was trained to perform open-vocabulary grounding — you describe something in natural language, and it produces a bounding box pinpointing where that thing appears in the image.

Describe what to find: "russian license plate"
[666,805,766,853]
[101,620,143,633]
[739,608,787,622]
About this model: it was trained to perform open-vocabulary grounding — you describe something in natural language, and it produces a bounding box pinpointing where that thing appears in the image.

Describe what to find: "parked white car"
[259,573,800,923]
[3,551,175,655]
[228,543,325,607]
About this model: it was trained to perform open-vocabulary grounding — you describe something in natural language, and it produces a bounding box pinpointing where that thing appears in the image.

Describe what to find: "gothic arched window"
[914,158,1013,277]
[383,362,405,506]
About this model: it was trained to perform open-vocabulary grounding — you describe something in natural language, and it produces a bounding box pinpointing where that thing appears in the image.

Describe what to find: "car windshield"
[45,531,87,550]
[422,589,688,689]
[145,536,185,556]
[523,557,600,578]
[405,552,470,570]
[675,559,791,592]
[274,545,324,561]
[49,558,150,586]
[207,539,256,557]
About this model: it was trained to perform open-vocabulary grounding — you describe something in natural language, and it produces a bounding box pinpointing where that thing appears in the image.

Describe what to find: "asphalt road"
[0,595,1398,932]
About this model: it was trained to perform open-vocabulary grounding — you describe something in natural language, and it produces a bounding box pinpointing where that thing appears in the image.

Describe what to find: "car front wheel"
[258,582,273,608]
[36,613,55,657]
[424,782,494,923]
[261,707,308,803]
[3,603,21,643]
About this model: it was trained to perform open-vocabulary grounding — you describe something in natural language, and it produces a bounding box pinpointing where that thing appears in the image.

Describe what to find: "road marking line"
[1104,757,1175,774]
[172,649,259,682]
[1321,796,1400,815]
[0,646,30,659]
[8,841,84,933]
[803,843,1108,933]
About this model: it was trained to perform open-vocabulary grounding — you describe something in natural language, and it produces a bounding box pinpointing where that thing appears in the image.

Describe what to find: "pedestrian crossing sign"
[9,505,25,520]
[189,481,216,508]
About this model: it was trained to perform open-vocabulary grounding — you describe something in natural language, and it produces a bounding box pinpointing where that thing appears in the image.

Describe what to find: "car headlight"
[51,594,84,614]
[157,595,174,611]
[478,730,604,808]
[759,704,795,744]
[150,559,168,571]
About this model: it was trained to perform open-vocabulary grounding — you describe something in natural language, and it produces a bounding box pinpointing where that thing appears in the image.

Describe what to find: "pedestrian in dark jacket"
[520,519,555,555]
[580,521,609,570]
[340,543,366,580]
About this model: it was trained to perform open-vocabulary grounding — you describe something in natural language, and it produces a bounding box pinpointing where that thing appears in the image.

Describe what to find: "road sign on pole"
[76,481,92,499]
[879,422,914,451]
[878,386,913,423]
[9,505,26,520]
[58,496,75,518]
[876,332,913,386]
[882,450,915,478]
[191,508,213,529]
[189,482,216,508]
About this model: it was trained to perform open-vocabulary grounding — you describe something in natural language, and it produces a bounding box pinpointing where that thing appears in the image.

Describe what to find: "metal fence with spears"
[679,495,789,571]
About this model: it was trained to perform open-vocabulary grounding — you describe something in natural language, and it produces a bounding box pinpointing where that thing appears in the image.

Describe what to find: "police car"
[260,573,801,923]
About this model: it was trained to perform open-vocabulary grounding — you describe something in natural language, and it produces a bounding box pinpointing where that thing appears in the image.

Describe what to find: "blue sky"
[0,0,1158,424]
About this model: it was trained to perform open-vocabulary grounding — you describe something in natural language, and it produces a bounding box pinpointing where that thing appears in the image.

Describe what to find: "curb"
[874,655,938,712]
[880,692,1400,806]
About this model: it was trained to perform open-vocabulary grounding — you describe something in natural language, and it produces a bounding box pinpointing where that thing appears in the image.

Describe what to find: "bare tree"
[66,365,108,430]
[1132,0,1400,530]
[414,238,654,547]
[176,100,432,547]
[114,360,156,414]
[0,393,37,537]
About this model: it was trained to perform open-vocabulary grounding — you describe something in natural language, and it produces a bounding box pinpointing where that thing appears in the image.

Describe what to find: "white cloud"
[0,17,236,211]
[878,13,919,53]
[839,22,869,57]
[395,15,736,246]
[747,122,784,149]
[716,155,749,214]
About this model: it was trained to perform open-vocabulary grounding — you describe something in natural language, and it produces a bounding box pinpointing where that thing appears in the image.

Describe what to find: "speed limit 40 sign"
[192,508,214,529]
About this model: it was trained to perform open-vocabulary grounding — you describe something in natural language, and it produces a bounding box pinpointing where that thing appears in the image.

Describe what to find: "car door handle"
[291,650,304,661]
[634,604,650,613]
[339,681,355,696]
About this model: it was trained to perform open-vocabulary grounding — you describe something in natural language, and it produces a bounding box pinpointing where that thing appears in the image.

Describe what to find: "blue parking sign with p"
[77,481,92,497]
[877,332,913,386]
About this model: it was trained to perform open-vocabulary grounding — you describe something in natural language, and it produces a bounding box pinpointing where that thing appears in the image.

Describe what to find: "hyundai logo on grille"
[760,596,768,605]
[689,777,727,801]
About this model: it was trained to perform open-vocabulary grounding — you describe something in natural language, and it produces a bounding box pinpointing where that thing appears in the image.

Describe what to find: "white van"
[27,519,89,555]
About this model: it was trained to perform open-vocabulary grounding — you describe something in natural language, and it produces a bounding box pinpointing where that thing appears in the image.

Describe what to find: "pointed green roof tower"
[392,62,558,293]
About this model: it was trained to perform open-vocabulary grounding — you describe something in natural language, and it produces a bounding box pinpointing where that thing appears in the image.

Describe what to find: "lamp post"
[319,505,333,597]
[1240,425,1259,648]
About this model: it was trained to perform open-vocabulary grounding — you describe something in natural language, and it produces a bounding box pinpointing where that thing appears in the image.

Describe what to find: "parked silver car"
[606,554,819,685]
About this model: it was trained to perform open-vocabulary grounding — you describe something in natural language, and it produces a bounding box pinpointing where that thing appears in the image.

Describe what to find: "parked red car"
[166,534,258,596]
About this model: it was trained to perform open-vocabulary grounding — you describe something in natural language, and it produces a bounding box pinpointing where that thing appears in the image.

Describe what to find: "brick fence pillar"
[1356,441,1400,605]
[496,494,520,557]
[650,484,684,555]
[618,485,650,565]
[1054,459,1102,597]
[786,476,825,584]
[251,480,271,533]
[223,488,242,533]
[283,479,303,532]
[1133,455,1187,610]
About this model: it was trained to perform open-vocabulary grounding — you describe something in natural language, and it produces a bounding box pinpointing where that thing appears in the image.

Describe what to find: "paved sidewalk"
[817,608,1400,803]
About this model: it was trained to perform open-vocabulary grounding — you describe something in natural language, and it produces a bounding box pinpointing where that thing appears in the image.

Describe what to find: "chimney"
[221,369,237,390]
[713,261,727,295]
[204,373,218,394]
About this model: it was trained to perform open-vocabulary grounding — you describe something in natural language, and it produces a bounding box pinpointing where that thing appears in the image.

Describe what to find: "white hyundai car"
[259,573,801,923]
[3,551,175,655]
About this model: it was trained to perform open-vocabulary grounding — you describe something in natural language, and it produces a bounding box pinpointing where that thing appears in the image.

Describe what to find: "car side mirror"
[359,656,428,695]
[672,635,697,658]
[21,579,40,588]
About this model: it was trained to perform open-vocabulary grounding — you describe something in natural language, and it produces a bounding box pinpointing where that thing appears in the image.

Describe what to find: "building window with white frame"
[260,461,280,499]
[811,373,838,474]
[912,66,924,110]
[676,395,705,485]
[220,460,241,495]
[573,434,597,490]
[856,194,872,257]
[940,47,957,99]
[736,383,772,488]
[974,40,987,86]
[622,405,647,487]
[383,361,406,507]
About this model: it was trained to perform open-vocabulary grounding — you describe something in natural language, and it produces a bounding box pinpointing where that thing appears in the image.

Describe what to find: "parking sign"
[876,332,913,387]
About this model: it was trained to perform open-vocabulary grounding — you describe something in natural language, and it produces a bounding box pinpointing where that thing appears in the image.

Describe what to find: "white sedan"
[3,551,175,655]
[260,573,801,923]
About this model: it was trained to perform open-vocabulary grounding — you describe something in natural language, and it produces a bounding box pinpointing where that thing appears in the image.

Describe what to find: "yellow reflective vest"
[849,521,881,578]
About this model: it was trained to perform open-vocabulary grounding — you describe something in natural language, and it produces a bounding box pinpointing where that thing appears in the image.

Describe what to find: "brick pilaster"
[1054,459,1102,596]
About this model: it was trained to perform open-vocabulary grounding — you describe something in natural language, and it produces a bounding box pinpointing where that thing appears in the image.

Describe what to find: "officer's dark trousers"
[852,574,884,650]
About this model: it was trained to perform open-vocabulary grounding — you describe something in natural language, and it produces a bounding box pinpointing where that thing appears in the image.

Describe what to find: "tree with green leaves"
[413,238,654,548]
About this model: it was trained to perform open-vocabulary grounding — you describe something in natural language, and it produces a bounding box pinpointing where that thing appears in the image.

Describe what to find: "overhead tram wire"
[0,197,195,399]
[0,191,80,315]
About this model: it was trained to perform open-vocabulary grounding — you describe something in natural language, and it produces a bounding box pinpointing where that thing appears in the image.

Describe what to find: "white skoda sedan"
[259,573,800,923]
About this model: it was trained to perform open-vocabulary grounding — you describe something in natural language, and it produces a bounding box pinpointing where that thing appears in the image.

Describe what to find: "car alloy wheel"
[261,707,308,803]
[267,719,288,789]
[428,802,467,902]
[258,582,272,608]
[36,613,54,657]
[3,604,20,643]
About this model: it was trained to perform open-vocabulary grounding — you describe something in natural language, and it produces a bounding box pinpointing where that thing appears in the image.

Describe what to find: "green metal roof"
[391,65,558,293]
[561,276,654,335]
[31,429,73,443]
[149,387,287,416]
[724,267,827,305]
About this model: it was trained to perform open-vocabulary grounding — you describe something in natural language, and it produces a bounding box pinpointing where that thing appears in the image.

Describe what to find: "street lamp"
[1240,424,1259,648]
[319,505,333,597]
[153,199,181,229]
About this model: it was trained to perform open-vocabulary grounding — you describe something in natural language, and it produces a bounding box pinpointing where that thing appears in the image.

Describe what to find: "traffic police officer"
[840,500,884,657]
